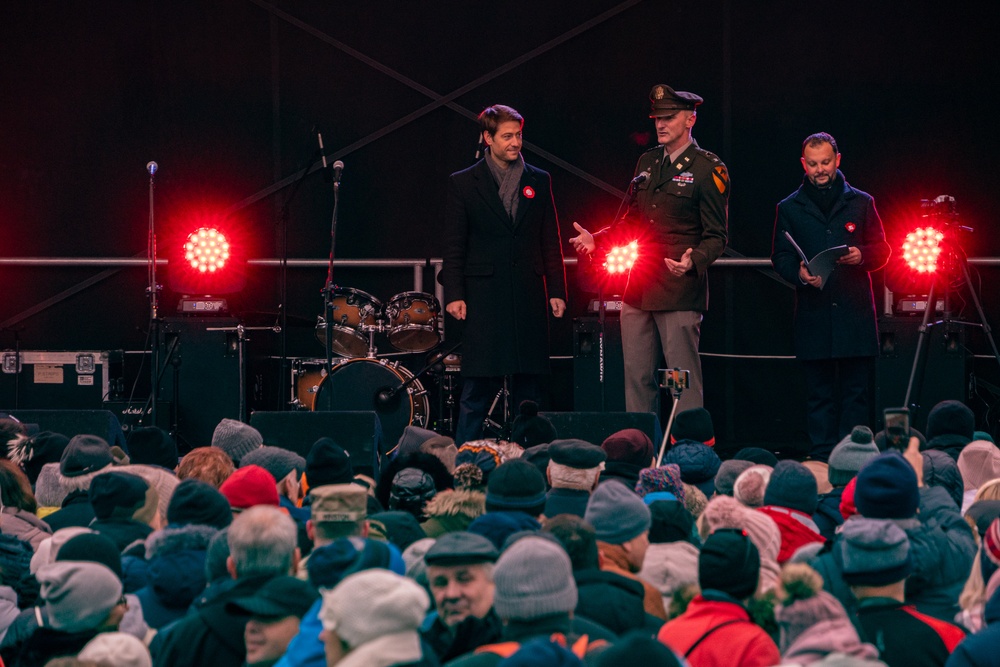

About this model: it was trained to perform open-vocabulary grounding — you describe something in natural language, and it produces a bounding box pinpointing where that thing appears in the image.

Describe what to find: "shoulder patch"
[712,165,729,195]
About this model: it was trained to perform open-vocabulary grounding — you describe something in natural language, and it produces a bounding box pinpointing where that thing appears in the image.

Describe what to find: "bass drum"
[312,357,429,450]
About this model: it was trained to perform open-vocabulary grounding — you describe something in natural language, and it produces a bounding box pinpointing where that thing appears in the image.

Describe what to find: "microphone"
[146,161,158,176]
[630,170,650,186]
[332,160,344,184]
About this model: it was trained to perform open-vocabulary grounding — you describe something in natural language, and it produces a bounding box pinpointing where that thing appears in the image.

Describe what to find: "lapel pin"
[845,222,856,233]
[523,186,535,199]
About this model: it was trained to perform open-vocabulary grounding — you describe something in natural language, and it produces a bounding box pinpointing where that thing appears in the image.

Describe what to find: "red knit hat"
[220,464,280,510]
[839,477,858,520]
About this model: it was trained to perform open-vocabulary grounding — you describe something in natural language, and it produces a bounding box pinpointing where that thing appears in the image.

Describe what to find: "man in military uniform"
[441,105,567,444]
[771,133,889,460]
[571,85,729,414]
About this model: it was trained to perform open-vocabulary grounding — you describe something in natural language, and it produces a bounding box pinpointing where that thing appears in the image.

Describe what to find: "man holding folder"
[771,132,890,461]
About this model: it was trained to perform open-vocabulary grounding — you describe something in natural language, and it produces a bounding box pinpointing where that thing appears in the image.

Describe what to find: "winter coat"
[599,462,644,490]
[657,594,781,667]
[856,597,964,667]
[781,617,881,665]
[134,524,216,629]
[42,489,95,531]
[575,567,658,636]
[90,518,153,552]
[0,586,19,643]
[274,599,323,667]
[0,535,35,609]
[922,450,965,510]
[814,488,846,542]
[639,540,700,607]
[9,626,103,667]
[0,508,51,550]
[759,506,826,564]
[421,609,503,663]
[543,488,591,519]
[597,541,668,620]
[923,434,972,464]
[150,574,274,667]
[445,614,613,667]
[946,582,1000,667]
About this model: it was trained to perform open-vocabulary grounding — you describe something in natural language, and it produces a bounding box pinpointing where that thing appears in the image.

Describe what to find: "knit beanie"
[421,435,459,473]
[958,441,1000,492]
[601,429,654,468]
[509,401,558,447]
[699,528,760,600]
[319,570,428,648]
[402,537,436,588]
[126,426,179,471]
[671,407,715,446]
[493,536,578,620]
[37,561,123,632]
[89,471,158,525]
[306,438,354,488]
[714,459,754,497]
[926,399,975,440]
[585,480,651,545]
[733,465,772,508]
[662,442,721,497]
[219,464,280,509]
[307,536,405,589]
[701,495,782,564]
[79,632,152,667]
[389,468,437,519]
[648,500,695,544]
[240,445,305,485]
[854,453,919,519]
[776,563,852,652]
[763,460,819,515]
[499,637,585,667]
[839,518,912,586]
[839,477,858,520]
[56,532,125,580]
[395,425,439,458]
[485,460,547,514]
[167,478,233,529]
[733,447,779,467]
[635,464,686,504]
[9,431,70,485]
[828,426,880,486]
[60,434,113,477]
[210,418,263,465]
[30,526,93,575]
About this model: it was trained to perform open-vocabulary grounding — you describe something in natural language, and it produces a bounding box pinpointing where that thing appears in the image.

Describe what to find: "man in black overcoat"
[440,104,567,444]
[771,132,890,461]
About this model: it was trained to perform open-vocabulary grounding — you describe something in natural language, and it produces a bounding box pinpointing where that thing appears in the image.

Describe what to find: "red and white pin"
[845,222,856,233]
[522,186,535,199]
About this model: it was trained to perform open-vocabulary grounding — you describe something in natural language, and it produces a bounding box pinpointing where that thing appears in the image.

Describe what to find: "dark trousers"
[455,374,540,445]
[801,356,873,461]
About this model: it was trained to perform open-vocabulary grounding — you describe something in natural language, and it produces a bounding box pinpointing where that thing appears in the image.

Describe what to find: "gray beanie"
[211,418,263,464]
[493,536,577,620]
[828,426,880,486]
[584,480,651,545]
[239,446,305,483]
[37,561,123,632]
[839,518,912,586]
[714,460,754,496]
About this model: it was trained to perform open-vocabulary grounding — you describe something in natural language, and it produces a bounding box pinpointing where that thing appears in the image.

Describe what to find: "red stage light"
[604,241,639,275]
[183,227,231,273]
[901,227,944,274]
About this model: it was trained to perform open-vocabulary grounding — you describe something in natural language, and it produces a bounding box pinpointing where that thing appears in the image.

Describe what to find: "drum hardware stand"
[206,323,281,422]
[903,236,1000,421]
[655,368,688,466]
[482,375,513,441]
[376,340,461,414]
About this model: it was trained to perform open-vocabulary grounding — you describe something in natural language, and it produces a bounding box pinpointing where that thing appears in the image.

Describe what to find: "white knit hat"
[79,632,152,667]
[319,570,429,649]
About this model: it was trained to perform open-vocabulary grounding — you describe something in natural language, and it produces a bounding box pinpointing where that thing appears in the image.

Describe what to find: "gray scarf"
[485,153,524,220]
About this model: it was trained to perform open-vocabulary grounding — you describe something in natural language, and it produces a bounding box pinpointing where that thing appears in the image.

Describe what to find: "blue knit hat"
[854,452,919,519]
[585,480,651,545]
[763,460,819,515]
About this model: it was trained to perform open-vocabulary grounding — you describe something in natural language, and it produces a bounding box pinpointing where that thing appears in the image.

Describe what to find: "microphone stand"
[145,161,160,427]
[323,166,343,384]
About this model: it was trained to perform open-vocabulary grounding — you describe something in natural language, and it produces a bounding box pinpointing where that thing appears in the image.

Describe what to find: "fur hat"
[210,418,263,465]
[8,431,69,485]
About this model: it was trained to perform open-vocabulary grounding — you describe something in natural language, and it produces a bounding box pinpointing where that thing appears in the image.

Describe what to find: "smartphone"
[884,407,910,451]
[659,368,690,390]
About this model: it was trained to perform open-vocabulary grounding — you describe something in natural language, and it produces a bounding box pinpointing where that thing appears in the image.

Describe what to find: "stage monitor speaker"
[876,315,968,433]
[573,317,626,411]
[1,409,126,449]
[539,411,660,448]
[161,317,241,450]
[249,411,383,475]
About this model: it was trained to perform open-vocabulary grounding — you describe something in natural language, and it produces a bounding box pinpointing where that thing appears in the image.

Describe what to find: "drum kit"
[291,287,459,446]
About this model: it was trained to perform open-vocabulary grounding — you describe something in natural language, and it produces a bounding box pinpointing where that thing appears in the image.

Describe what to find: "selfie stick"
[655,368,686,467]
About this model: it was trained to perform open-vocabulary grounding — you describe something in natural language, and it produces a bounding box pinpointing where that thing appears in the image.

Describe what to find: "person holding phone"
[771,133,890,461]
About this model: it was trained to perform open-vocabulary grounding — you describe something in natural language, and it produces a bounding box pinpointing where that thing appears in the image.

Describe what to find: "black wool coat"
[441,159,566,377]
[771,172,890,360]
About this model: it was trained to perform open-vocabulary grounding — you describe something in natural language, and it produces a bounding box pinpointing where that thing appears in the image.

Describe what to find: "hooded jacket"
[134,524,217,629]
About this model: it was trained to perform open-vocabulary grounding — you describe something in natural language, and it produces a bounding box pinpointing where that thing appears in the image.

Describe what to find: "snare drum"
[315,287,382,358]
[385,291,441,353]
[310,357,429,449]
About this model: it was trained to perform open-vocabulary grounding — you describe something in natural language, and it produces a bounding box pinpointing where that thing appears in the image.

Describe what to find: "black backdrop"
[2,1,999,447]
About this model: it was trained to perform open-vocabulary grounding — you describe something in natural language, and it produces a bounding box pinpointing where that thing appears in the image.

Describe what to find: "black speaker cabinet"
[573,317,626,411]
[249,411,383,475]
[161,318,241,450]
[876,315,968,433]
[539,411,660,447]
